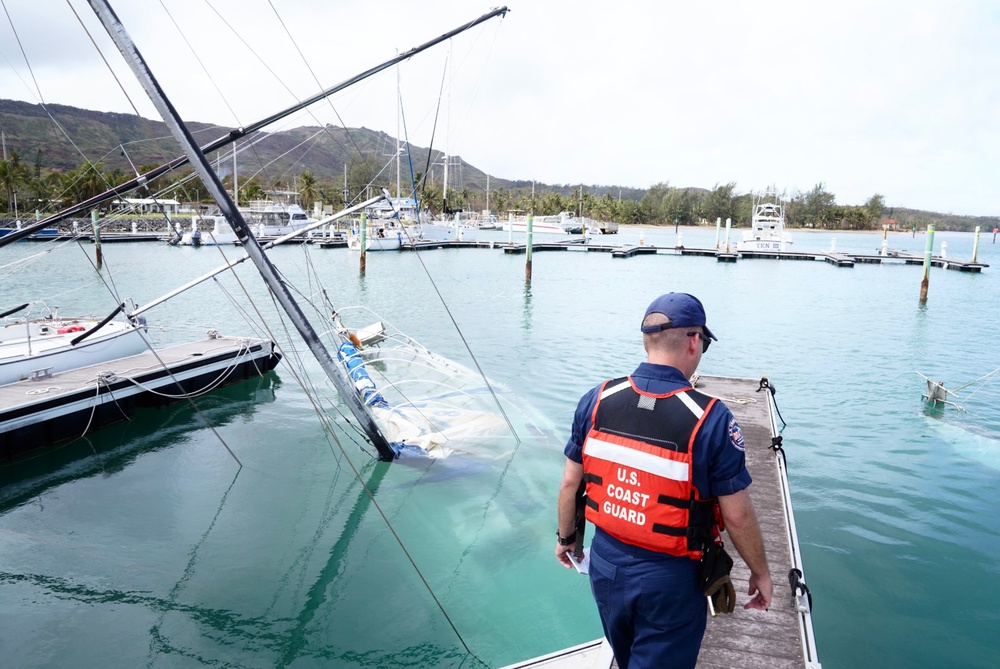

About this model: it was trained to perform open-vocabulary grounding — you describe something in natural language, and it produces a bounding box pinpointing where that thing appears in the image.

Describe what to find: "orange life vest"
[582,376,721,559]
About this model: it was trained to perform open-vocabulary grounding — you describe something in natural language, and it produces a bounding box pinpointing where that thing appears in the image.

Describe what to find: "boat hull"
[0,321,148,386]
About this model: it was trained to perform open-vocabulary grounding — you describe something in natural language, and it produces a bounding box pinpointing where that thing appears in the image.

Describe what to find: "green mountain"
[0,98,501,192]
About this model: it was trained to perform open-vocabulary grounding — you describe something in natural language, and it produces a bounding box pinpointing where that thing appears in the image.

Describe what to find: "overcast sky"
[0,0,997,216]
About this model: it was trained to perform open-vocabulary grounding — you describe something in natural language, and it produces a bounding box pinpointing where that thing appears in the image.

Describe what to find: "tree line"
[2,148,995,233]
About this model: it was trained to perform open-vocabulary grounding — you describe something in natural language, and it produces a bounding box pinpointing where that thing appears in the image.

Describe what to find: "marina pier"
[0,335,280,460]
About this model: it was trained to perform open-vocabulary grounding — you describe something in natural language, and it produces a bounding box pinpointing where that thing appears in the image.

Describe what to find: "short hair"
[642,313,690,353]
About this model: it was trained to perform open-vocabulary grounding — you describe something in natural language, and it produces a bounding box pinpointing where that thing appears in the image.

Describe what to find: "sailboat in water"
[87,1,510,461]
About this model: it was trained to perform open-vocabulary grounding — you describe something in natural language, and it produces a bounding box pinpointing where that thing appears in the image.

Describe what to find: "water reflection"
[0,374,280,508]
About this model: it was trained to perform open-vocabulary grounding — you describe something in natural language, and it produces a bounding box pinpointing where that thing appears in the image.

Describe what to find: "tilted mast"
[86,2,397,459]
[0,5,509,248]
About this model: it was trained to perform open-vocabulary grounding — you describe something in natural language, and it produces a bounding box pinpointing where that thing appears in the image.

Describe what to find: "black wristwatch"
[557,530,577,546]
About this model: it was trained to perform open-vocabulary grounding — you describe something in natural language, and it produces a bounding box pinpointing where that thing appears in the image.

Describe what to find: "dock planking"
[503,374,819,669]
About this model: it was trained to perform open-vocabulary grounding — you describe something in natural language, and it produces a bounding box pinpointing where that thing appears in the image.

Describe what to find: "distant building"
[114,197,182,214]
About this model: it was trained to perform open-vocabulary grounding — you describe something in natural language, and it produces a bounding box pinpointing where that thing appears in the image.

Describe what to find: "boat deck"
[503,374,820,669]
[0,335,280,460]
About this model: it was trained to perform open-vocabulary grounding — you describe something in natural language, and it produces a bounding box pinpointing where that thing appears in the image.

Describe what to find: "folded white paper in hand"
[567,547,590,575]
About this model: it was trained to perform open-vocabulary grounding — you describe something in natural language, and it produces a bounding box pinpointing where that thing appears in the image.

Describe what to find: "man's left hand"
[744,572,773,610]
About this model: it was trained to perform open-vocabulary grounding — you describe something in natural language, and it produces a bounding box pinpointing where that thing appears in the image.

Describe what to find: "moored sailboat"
[0,301,147,386]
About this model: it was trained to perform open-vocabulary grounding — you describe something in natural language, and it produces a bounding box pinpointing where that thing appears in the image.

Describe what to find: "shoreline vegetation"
[1,100,998,234]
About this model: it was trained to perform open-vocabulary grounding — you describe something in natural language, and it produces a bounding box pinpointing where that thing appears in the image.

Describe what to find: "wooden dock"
[504,374,820,669]
[0,335,281,460]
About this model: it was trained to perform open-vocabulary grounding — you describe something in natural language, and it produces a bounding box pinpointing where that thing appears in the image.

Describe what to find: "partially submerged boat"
[330,308,514,459]
[738,192,793,252]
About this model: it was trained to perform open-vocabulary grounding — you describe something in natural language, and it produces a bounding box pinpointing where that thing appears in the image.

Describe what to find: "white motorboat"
[247,201,317,238]
[738,193,793,252]
[0,302,148,386]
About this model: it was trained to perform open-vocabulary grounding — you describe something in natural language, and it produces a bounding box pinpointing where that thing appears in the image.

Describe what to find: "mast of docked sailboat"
[86,0,400,460]
[0,6,509,249]
[395,61,401,200]
[441,47,451,216]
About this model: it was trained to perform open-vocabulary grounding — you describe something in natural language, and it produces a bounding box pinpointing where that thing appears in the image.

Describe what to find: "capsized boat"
[737,192,793,252]
[0,301,148,386]
[330,308,516,458]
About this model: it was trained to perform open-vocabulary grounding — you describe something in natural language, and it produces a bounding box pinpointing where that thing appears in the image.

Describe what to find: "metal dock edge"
[509,374,820,669]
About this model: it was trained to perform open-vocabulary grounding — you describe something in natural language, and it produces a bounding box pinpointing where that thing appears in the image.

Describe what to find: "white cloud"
[0,0,996,216]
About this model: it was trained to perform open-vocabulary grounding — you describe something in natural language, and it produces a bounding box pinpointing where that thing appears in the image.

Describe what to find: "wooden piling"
[359,212,367,275]
[919,224,935,303]
[525,213,533,283]
[91,210,102,271]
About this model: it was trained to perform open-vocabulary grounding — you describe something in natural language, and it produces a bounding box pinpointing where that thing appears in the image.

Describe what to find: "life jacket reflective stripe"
[582,375,720,559]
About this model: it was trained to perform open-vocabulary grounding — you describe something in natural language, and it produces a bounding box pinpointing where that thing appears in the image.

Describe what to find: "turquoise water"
[1,226,999,668]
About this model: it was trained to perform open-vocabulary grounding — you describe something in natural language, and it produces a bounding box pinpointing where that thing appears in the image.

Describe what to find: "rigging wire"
[197,0,366,190]
[400,87,521,441]
[19,3,506,662]
[76,246,243,466]
[206,231,489,664]
[262,0,369,160]
[0,1,129,203]
[156,0,243,127]
[0,0,47,104]
[62,0,145,119]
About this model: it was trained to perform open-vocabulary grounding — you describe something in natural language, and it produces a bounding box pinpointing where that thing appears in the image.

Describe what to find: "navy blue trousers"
[588,530,707,669]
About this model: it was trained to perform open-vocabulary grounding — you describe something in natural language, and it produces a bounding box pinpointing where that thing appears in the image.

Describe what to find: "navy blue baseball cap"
[640,293,717,341]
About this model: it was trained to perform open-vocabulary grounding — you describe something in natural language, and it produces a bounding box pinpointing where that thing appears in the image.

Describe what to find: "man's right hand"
[555,541,577,568]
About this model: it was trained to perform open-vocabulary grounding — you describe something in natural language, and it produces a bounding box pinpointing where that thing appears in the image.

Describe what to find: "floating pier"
[0,335,281,460]
[4,229,988,272]
[504,374,820,669]
[377,238,990,272]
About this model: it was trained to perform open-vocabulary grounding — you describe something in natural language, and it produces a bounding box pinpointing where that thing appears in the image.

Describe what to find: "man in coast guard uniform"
[555,293,772,669]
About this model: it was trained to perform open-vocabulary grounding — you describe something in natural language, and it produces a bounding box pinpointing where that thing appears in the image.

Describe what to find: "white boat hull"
[737,237,792,253]
[419,223,479,242]
[501,221,568,235]
[348,232,403,251]
[0,320,148,386]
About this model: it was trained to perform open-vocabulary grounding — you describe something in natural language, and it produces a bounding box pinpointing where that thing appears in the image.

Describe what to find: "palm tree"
[299,170,318,206]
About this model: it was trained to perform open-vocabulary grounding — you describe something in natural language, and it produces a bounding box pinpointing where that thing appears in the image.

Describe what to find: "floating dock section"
[504,374,820,669]
[0,335,281,460]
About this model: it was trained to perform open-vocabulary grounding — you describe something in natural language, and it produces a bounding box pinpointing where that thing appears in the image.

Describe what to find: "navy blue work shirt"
[564,362,752,500]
